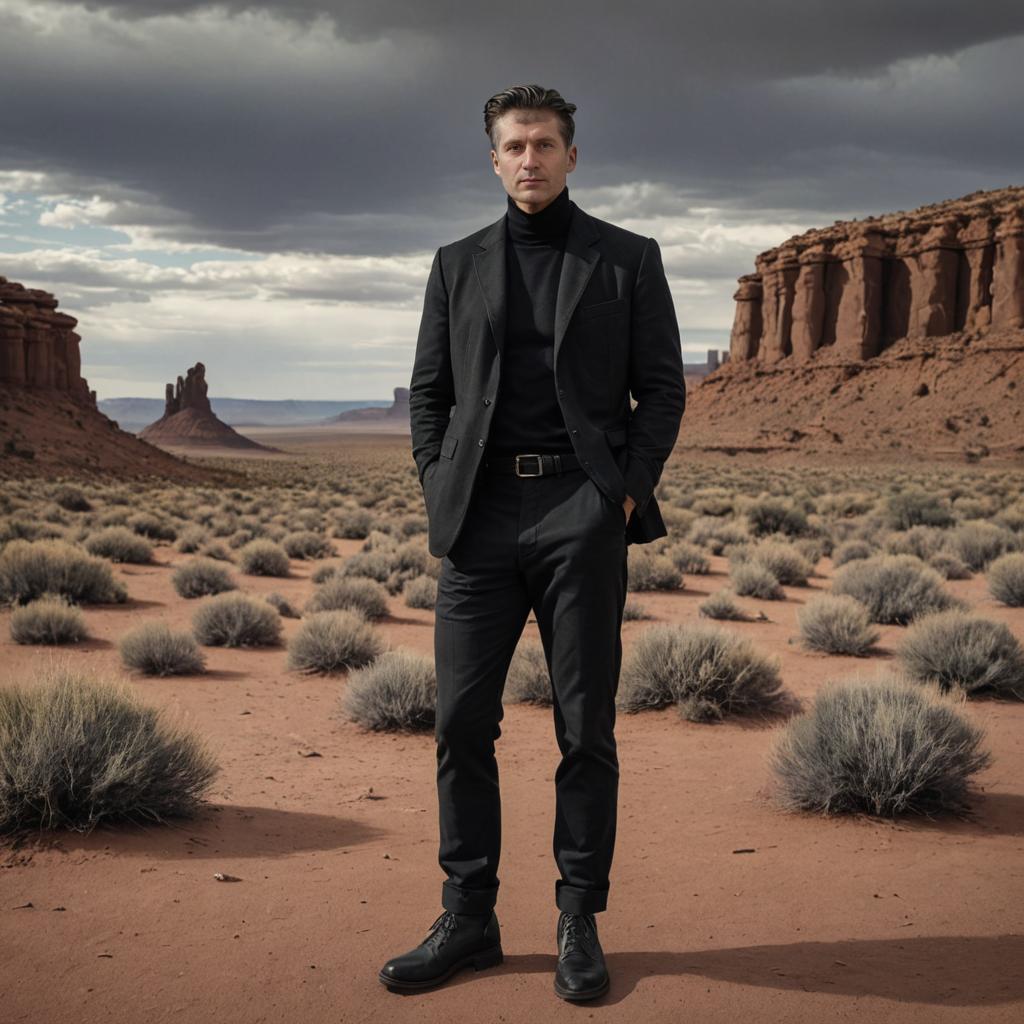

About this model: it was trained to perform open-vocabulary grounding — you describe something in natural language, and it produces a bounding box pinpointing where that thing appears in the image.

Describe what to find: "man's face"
[490,109,577,214]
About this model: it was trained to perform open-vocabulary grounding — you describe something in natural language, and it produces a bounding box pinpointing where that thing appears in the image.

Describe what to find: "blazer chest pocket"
[440,434,459,459]
[579,297,627,322]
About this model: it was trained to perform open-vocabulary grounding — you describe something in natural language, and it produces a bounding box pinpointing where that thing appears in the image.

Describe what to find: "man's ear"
[490,150,500,174]
[567,145,577,172]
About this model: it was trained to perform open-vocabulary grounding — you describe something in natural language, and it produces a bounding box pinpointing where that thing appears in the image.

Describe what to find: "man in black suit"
[379,84,685,1002]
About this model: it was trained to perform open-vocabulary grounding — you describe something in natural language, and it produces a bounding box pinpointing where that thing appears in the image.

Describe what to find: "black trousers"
[433,461,628,916]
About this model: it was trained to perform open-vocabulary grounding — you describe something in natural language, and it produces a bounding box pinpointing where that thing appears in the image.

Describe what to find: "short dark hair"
[483,85,576,151]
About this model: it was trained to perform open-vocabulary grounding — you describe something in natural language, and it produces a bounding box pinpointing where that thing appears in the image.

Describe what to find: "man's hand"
[622,493,636,526]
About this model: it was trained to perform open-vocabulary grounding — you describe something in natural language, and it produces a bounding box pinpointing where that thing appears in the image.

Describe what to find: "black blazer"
[409,198,686,559]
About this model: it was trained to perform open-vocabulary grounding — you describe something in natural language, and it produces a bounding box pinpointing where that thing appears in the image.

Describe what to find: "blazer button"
[483,398,491,405]
[558,389,565,396]
[478,438,485,446]
[571,429,579,436]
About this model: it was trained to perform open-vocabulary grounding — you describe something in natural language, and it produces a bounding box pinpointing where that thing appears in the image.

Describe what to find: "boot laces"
[425,910,459,949]
[561,912,591,954]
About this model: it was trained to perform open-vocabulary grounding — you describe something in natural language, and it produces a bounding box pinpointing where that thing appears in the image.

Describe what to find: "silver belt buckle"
[514,453,544,477]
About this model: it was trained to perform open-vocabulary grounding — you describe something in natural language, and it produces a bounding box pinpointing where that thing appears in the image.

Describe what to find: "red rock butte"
[682,186,1024,461]
[0,275,95,405]
[728,185,1024,364]
[139,362,275,450]
[0,278,236,481]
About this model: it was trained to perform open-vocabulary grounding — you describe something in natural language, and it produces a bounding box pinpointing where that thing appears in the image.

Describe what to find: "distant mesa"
[328,386,410,422]
[1,276,232,481]
[685,184,1024,460]
[140,362,277,450]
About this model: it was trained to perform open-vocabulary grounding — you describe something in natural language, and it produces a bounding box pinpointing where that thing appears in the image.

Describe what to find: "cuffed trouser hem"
[441,880,499,915]
[555,881,609,915]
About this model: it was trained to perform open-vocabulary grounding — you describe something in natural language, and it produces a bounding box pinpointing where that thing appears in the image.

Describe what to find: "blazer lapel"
[472,215,507,358]
[554,203,601,367]
[471,200,601,363]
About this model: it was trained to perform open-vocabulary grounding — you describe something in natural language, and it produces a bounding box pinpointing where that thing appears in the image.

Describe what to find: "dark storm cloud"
[1,1,1023,256]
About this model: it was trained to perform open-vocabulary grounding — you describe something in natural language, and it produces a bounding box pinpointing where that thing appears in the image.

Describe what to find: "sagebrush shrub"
[831,554,963,625]
[0,539,127,606]
[266,592,301,618]
[192,593,282,647]
[53,485,91,513]
[287,609,384,673]
[306,574,390,619]
[85,526,154,564]
[769,675,991,816]
[128,512,177,542]
[698,589,750,621]
[172,558,237,599]
[832,540,875,567]
[986,552,1024,607]
[403,575,437,610]
[797,594,880,656]
[120,622,206,676]
[342,650,436,731]
[622,597,651,620]
[282,530,331,559]
[942,521,1019,572]
[10,595,88,645]
[237,539,291,577]
[746,497,809,538]
[897,610,1024,699]
[505,640,552,705]
[730,562,784,600]
[0,664,219,835]
[617,623,785,722]
[883,488,955,531]
[627,549,684,592]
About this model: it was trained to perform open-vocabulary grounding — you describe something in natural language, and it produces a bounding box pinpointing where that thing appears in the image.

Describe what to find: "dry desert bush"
[237,539,291,577]
[120,622,207,677]
[699,588,752,621]
[305,575,390,619]
[897,610,1024,699]
[9,594,88,645]
[192,592,282,648]
[627,549,684,592]
[342,650,436,731]
[172,558,238,599]
[0,539,127,606]
[617,622,786,722]
[403,574,437,610]
[84,525,154,564]
[831,554,964,625]
[769,675,992,817]
[505,639,553,705]
[729,561,784,600]
[797,594,880,656]
[287,609,384,674]
[987,552,1024,607]
[0,664,219,837]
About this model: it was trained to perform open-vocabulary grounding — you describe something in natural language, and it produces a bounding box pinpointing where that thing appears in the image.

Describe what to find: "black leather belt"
[483,451,583,477]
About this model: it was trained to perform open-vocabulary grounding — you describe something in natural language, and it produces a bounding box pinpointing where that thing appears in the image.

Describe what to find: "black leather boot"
[553,911,610,1001]
[378,909,503,992]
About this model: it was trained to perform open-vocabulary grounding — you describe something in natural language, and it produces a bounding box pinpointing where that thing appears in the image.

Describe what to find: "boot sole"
[554,973,610,1002]
[378,944,503,992]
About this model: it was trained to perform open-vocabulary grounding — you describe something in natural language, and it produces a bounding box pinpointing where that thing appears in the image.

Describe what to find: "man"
[379,84,685,1002]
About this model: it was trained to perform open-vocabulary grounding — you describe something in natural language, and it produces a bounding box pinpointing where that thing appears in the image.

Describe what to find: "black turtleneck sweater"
[487,185,575,456]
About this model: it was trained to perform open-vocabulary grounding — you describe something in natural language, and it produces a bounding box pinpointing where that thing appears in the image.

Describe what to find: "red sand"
[2,537,1023,1023]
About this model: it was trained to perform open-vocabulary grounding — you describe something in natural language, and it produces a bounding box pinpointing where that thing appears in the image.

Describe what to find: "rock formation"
[140,362,275,450]
[0,276,95,405]
[728,185,1024,365]
[330,386,411,423]
[1,278,234,481]
[681,185,1024,461]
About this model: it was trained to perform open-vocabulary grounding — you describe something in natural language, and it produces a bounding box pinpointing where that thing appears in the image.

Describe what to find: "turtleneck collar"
[506,185,572,245]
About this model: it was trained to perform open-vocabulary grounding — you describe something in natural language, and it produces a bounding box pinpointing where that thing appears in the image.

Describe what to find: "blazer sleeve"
[623,236,686,517]
[408,247,456,488]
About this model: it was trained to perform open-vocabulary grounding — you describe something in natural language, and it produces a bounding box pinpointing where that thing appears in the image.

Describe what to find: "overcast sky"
[1,1,1022,400]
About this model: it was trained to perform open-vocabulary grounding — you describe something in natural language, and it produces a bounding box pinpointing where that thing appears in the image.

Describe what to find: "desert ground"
[2,432,1023,1024]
